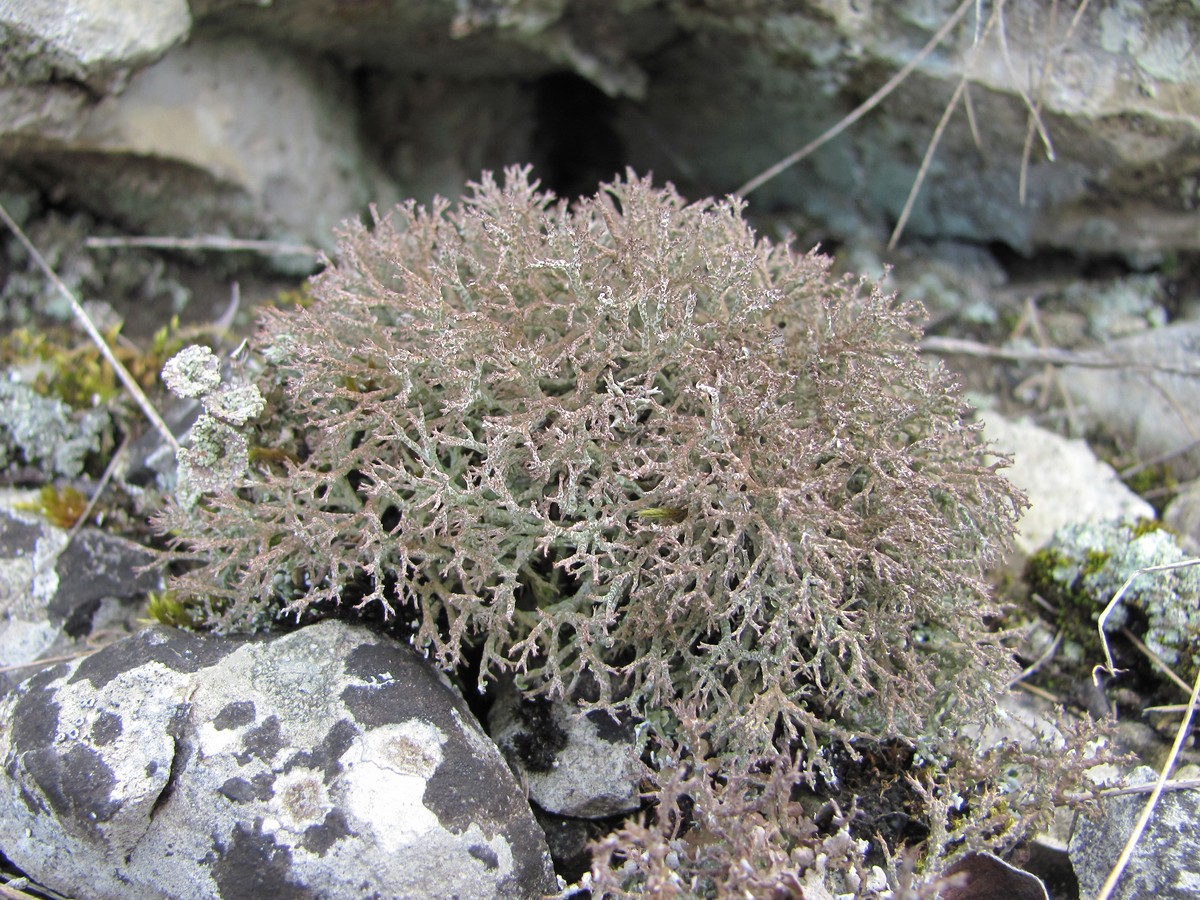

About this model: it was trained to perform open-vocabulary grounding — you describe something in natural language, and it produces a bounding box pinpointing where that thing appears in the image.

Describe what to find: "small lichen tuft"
[161,345,221,399]
[162,345,265,507]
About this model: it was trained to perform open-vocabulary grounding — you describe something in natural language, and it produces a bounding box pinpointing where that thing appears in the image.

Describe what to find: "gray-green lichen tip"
[162,345,221,399]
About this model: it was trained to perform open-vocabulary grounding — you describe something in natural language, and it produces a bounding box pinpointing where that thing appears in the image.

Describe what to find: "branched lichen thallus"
[154,168,1116,895]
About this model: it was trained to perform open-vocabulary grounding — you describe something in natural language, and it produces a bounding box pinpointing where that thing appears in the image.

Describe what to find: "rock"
[982,414,1153,557]
[46,525,158,636]
[196,0,669,98]
[1069,765,1200,899]
[0,497,156,695]
[3,35,385,263]
[1057,321,1200,480]
[0,620,557,900]
[6,0,1197,267]
[0,0,191,92]
[1164,479,1200,552]
[489,685,642,819]
[939,852,1048,900]
[1029,519,1200,683]
[620,2,1200,258]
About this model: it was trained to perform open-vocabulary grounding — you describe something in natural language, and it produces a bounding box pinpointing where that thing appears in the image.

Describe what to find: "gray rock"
[0,620,557,900]
[1164,479,1200,552]
[939,852,1047,900]
[1058,321,1200,480]
[1069,765,1200,899]
[982,414,1153,557]
[6,0,1195,270]
[3,35,386,264]
[0,498,157,694]
[489,685,642,819]
[0,0,191,91]
[196,0,668,97]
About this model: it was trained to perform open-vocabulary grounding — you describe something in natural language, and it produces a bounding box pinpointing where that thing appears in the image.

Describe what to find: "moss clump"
[1,320,186,409]
[15,484,89,529]
[158,168,1111,894]
[144,590,199,628]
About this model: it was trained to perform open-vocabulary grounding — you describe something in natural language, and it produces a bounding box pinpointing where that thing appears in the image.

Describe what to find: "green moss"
[266,283,314,310]
[1,320,188,409]
[14,484,89,529]
[1082,548,1110,577]
[144,590,200,628]
[1129,516,1168,539]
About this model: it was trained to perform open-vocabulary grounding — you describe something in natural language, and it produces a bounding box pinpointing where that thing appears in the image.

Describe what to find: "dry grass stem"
[1095,559,1200,678]
[888,77,968,250]
[1008,627,1061,688]
[735,0,975,198]
[1121,626,1194,695]
[0,647,101,675]
[0,201,179,452]
[1100,777,1200,797]
[1014,680,1059,703]
[920,334,1200,378]
[1095,659,1200,900]
[85,235,319,258]
[742,0,1095,246]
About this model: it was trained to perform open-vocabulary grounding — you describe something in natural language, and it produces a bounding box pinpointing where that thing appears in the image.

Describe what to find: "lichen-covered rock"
[1027,519,1200,683]
[0,620,556,900]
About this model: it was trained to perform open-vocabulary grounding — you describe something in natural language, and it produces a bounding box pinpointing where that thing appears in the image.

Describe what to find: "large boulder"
[0,0,190,91]
[0,619,557,899]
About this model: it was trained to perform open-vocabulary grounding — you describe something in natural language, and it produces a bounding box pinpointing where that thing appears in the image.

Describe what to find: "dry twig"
[920,334,1200,378]
[1092,556,1200,900]
[85,234,319,258]
[1096,662,1200,900]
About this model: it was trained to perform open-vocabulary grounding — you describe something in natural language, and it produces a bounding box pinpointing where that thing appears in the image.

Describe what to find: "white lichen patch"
[339,721,445,852]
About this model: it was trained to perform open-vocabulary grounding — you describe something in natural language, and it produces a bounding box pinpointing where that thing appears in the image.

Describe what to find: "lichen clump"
[0,381,110,478]
[160,169,1080,891]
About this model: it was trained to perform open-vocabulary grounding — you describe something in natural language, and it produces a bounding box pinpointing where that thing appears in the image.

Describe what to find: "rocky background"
[4,0,1199,468]
[2,1,1200,898]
